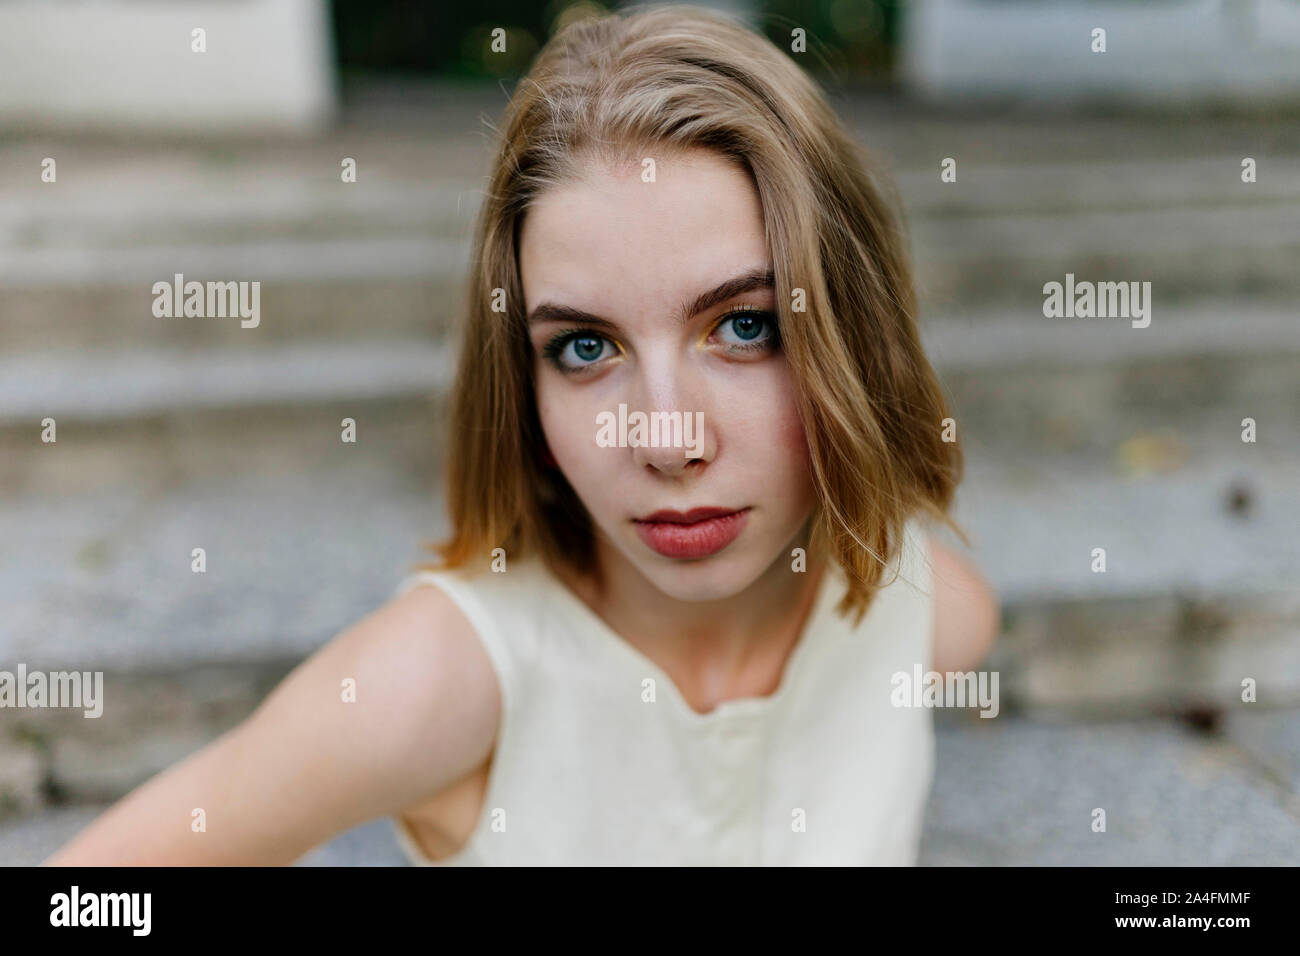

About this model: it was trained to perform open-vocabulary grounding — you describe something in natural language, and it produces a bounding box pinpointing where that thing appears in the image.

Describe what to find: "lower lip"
[633,509,750,560]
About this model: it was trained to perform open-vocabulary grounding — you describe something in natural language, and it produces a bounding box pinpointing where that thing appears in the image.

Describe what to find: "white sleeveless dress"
[390,517,936,866]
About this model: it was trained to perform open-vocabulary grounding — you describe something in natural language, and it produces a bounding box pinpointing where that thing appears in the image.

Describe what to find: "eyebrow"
[525,268,775,329]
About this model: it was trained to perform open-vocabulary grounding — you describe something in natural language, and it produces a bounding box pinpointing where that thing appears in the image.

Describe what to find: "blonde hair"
[428,3,966,621]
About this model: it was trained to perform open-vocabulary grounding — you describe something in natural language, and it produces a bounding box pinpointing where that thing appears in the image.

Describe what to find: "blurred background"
[1,0,1299,865]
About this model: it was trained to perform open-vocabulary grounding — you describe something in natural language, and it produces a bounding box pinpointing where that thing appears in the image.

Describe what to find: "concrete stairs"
[2,82,1298,852]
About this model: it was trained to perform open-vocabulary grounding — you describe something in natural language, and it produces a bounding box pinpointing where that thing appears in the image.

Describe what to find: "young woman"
[45,4,998,867]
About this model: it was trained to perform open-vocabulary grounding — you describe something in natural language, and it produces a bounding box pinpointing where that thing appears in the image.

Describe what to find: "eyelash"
[539,306,781,374]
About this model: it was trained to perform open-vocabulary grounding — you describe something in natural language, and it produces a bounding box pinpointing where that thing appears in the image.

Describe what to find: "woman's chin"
[629,547,776,604]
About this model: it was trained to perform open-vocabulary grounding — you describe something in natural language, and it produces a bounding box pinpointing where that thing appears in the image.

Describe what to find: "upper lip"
[634,507,747,525]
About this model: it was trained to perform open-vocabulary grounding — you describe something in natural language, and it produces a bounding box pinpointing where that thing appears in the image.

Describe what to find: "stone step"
[7,191,1291,270]
[919,709,1300,865]
[5,156,1291,254]
[0,278,464,351]
[5,227,1294,352]
[911,202,1300,304]
[2,387,1297,817]
[5,134,1299,349]
[0,180,476,247]
[924,301,1300,459]
[0,802,412,866]
[9,81,1300,852]
[2,397,1296,698]
[893,156,1300,215]
[949,449,1300,718]
[0,341,449,424]
[2,300,1296,435]
[4,707,1297,865]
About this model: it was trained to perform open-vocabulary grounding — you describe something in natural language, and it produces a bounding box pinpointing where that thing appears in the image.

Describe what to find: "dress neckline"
[539,558,846,727]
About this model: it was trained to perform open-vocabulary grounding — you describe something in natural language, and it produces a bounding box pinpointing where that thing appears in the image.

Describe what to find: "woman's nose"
[630,412,710,475]
[627,372,714,477]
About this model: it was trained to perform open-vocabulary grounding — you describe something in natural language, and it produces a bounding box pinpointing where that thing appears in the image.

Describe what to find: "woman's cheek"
[730,362,809,459]
[755,367,815,508]
[765,361,810,454]
[537,382,604,480]
[535,378,573,464]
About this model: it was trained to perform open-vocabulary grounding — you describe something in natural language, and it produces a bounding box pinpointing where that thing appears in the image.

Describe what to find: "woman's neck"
[560,534,828,713]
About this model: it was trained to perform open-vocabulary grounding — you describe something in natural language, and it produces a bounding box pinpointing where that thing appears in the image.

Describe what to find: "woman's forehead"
[519,151,769,321]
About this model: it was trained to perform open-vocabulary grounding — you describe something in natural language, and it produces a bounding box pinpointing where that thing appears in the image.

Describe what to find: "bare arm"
[930,536,1001,674]
[42,583,498,866]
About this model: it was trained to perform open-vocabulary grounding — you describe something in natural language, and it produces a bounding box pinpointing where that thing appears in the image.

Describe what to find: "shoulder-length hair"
[427,3,966,621]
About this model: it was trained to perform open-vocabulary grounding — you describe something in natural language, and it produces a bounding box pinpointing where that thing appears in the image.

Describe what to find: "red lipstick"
[632,507,751,559]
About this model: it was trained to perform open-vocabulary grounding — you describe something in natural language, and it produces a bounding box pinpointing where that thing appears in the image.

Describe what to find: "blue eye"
[566,335,605,363]
[715,310,778,349]
[543,331,615,371]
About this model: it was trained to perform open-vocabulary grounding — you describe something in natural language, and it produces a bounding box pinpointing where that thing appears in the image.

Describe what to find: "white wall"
[0,0,337,132]
[901,0,1300,105]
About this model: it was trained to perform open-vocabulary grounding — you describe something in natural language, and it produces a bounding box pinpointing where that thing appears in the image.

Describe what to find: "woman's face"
[519,148,816,602]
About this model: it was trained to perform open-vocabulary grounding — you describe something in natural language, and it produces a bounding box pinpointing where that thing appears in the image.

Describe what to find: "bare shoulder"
[233,577,503,827]
[326,579,502,797]
[42,576,502,865]
[926,534,1001,673]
